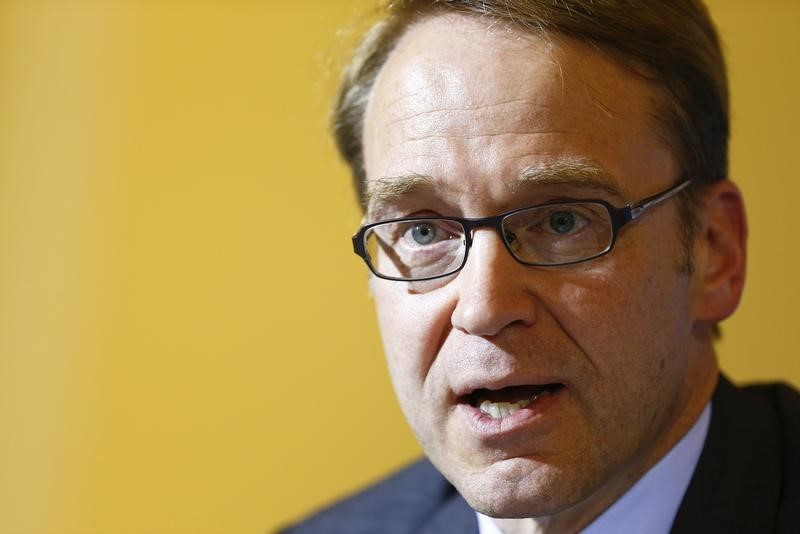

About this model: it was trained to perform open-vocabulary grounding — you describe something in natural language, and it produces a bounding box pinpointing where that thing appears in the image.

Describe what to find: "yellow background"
[0,1,797,533]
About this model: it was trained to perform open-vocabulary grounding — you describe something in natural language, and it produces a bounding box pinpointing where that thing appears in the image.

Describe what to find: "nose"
[450,229,538,337]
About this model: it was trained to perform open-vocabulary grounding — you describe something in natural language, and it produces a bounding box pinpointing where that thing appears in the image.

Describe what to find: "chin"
[442,457,581,519]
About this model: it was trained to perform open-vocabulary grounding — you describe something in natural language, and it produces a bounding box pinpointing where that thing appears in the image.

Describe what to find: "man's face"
[362,14,717,522]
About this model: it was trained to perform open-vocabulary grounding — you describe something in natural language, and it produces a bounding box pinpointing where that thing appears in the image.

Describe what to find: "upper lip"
[453,374,567,399]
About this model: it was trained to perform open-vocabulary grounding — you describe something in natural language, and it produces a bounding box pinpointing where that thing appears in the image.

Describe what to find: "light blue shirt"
[477,403,711,534]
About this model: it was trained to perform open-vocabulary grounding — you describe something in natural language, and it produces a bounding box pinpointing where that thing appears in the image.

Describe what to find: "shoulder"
[735,380,800,425]
[736,379,800,531]
[279,458,477,534]
[672,376,800,533]
[718,378,800,467]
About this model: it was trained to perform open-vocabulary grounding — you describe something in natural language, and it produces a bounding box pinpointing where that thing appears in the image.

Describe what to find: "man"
[286,1,800,532]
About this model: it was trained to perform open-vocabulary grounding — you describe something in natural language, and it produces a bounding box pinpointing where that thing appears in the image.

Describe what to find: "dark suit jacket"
[282,376,800,533]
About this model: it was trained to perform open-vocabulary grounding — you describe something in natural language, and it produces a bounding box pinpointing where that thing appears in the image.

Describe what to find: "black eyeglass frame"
[352,179,691,282]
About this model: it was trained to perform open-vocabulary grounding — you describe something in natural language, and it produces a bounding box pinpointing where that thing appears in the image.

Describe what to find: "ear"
[690,179,748,323]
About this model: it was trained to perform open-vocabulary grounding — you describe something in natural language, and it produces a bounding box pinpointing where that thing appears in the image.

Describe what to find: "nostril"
[451,280,538,336]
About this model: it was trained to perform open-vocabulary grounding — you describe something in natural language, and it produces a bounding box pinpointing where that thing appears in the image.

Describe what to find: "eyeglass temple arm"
[627,180,691,221]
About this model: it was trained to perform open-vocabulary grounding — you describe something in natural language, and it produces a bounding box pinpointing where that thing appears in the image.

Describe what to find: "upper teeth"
[479,397,533,419]
[478,389,555,419]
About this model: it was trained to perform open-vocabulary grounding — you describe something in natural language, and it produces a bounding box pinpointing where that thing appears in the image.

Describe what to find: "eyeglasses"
[352,180,690,282]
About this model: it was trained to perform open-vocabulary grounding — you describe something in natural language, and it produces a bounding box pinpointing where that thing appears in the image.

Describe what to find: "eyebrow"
[514,159,623,198]
[364,159,623,217]
[365,173,445,218]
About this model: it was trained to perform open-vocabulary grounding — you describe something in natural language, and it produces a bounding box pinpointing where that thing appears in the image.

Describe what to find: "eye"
[548,211,578,234]
[410,222,437,244]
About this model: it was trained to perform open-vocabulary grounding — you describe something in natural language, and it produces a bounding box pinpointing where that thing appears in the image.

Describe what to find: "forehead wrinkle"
[381,89,594,146]
[384,86,433,112]
[405,130,583,142]
[387,100,587,136]
[384,98,569,128]
[514,159,623,198]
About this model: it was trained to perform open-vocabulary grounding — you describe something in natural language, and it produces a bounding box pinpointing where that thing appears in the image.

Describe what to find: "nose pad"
[450,230,537,337]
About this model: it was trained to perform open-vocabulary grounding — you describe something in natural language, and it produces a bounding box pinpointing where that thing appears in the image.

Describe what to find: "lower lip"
[456,388,566,441]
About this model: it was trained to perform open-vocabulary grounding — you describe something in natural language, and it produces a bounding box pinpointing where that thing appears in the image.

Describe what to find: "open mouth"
[461,384,565,419]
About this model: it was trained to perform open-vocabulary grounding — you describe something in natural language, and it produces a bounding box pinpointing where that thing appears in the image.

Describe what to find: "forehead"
[362,13,677,216]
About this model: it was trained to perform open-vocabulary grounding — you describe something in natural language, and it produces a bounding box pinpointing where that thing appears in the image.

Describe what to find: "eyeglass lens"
[365,219,467,280]
[363,202,615,281]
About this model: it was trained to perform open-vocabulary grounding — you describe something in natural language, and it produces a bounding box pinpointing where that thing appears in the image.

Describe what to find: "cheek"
[372,282,453,408]
[551,247,687,346]
[549,266,633,345]
[549,259,691,410]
